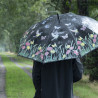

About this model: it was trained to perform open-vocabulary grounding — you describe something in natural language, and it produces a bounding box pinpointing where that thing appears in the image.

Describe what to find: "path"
[7,55,32,78]
[0,56,7,98]
[74,96,79,98]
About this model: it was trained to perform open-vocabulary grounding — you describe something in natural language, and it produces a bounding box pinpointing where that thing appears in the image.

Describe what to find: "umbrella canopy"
[18,12,98,63]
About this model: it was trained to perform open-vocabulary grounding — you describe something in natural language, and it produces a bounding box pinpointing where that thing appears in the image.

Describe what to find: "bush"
[83,49,98,81]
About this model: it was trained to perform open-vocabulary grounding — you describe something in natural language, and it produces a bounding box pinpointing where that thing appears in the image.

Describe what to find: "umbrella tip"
[57,13,60,24]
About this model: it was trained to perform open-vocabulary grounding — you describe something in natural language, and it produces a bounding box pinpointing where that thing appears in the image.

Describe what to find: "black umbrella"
[18,12,98,63]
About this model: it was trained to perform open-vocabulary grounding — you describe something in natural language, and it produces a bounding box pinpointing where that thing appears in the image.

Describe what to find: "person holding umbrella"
[18,12,98,98]
[32,58,83,98]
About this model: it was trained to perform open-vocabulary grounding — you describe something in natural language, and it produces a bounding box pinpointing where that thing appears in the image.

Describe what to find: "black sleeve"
[32,61,43,97]
[72,58,84,83]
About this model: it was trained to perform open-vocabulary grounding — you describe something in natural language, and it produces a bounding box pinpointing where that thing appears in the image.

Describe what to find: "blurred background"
[0,0,98,98]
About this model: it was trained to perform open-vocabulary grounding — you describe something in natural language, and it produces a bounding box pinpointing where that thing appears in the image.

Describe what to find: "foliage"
[84,49,98,81]
[0,0,98,81]
[73,75,98,98]
[0,0,48,52]
[47,0,72,13]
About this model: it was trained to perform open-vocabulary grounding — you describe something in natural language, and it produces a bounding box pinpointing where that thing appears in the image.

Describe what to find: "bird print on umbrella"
[70,29,79,35]
[33,30,43,37]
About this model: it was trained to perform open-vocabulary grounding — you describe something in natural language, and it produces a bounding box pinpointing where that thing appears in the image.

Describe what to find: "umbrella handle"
[57,14,60,24]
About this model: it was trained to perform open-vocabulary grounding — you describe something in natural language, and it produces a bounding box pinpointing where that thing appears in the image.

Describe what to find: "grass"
[0,52,98,98]
[73,75,98,98]
[0,54,35,98]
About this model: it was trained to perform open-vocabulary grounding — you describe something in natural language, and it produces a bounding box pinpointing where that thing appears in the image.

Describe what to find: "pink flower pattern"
[22,46,25,49]
[94,35,97,38]
[66,50,70,54]
[80,26,86,31]
[47,47,53,51]
[73,50,79,55]
[77,41,81,44]
[70,47,74,50]
[40,54,44,60]
[35,51,40,55]
[93,39,96,43]
[26,42,30,46]
[78,46,81,50]
[40,49,43,52]
[45,52,49,56]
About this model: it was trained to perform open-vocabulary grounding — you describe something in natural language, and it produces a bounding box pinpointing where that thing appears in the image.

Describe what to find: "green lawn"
[0,54,35,98]
[0,52,98,98]
[73,75,98,98]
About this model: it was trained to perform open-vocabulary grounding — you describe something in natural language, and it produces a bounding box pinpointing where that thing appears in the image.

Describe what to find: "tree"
[47,0,72,13]
[77,0,98,81]
[0,0,48,52]
[77,0,89,16]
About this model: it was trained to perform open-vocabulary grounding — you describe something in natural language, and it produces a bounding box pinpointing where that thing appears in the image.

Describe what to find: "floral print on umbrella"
[19,30,98,63]
[18,11,98,63]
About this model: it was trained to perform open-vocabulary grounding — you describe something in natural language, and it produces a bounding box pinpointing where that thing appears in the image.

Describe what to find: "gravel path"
[8,56,32,78]
[74,96,79,98]
[0,56,7,98]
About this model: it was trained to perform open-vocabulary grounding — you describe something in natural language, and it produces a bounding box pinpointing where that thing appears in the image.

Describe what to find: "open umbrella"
[18,12,98,63]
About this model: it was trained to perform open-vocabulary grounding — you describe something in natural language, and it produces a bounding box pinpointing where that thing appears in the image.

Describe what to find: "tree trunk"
[61,0,72,13]
[77,0,89,16]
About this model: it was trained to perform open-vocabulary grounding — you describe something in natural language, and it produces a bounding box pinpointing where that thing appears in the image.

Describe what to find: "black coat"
[32,58,83,98]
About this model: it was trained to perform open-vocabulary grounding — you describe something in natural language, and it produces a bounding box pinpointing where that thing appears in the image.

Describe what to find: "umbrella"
[18,12,98,63]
